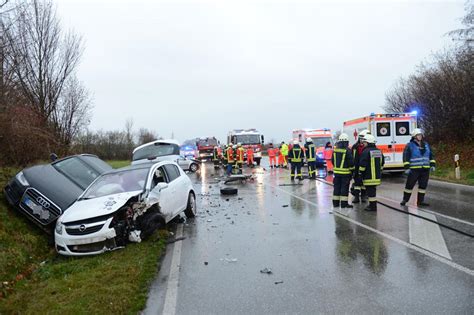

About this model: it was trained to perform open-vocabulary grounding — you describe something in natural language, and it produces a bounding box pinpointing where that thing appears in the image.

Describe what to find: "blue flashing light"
[411,110,418,116]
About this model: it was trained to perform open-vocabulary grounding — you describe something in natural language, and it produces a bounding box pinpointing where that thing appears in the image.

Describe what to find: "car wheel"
[140,212,165,240]
[220,187,238,195]
[184,192,197,218]
[189,163,199,172]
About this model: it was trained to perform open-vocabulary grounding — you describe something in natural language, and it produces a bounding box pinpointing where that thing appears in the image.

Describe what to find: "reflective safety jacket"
[247,148,254,158]
[226,147,234,163]
[358,145,385,186]
[212,148,219,161]
[304,143,317,162]
[331,144,354,176]
[236,147,245,163]
[288,145,304,164]
[268,148,276,157]
[403,139,435,169]
[281,144,289,156]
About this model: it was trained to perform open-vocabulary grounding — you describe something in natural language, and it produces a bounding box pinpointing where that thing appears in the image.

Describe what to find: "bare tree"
[55,75,91,148]
[2,0,83,125]
[138,128,158,145]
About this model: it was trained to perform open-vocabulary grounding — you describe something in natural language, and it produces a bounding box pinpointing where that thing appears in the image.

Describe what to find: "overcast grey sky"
[56,0,465,143]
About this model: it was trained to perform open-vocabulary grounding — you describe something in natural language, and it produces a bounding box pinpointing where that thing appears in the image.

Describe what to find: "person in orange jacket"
[267,144,276,168]
[247,147,255,167]
[324,141,334,172]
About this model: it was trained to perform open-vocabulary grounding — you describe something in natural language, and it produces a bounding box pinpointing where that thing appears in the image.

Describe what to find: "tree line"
[384,3,473,144]
[0,0,160,165]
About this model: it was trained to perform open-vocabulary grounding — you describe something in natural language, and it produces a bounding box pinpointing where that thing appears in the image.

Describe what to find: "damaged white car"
[54,161,196,256]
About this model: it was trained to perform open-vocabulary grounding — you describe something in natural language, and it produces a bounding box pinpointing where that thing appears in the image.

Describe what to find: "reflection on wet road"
[145,162,474,315]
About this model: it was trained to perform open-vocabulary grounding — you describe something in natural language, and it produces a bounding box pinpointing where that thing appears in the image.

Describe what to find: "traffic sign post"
[454,154,461,180]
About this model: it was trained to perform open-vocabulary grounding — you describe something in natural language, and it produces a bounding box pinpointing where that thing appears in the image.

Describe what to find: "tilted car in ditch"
[3,154,112,232]
[54,161,196,256]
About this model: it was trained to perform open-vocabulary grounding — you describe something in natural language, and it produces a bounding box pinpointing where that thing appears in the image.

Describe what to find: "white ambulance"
[342,113,417,171]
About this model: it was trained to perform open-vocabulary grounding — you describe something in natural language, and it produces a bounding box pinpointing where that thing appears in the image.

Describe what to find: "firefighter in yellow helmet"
[332,133,354,208]
[358,134,384,212]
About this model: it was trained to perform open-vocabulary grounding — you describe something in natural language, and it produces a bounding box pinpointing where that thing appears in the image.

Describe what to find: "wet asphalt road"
[144,161,474,314]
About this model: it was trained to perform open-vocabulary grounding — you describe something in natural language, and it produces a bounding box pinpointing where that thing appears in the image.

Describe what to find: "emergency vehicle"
[342,113,417,171]
[227,129,265,166]
[196,137,219,160]
[292,128,333,167]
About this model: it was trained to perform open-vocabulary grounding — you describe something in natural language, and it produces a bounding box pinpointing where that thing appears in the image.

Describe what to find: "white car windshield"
[234,135,260,145]
[82,168,149,199]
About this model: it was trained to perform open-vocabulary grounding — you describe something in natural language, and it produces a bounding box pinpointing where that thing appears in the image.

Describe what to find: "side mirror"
[157,182,168,191]
[261,135,264,144]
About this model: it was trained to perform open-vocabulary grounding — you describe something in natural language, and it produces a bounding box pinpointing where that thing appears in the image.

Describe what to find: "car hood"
[23,165,84,210]
[60,191,142,223]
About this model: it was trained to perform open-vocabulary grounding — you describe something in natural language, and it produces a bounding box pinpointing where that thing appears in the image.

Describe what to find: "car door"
[146,165,173,220]
[163,164,187,214]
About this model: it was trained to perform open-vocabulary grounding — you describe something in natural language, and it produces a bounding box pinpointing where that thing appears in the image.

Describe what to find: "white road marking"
[269,182,474,276]
[408,209,452,260]
[162,224,184,315]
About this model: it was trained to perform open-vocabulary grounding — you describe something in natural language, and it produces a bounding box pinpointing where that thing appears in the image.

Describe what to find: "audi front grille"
[19,188,62,225]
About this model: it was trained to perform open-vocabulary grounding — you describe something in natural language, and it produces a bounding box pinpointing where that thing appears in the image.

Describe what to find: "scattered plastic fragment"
[204,261,208,265]
[260,268,273,274]
[282,205,289,208]
[274,281,284,285]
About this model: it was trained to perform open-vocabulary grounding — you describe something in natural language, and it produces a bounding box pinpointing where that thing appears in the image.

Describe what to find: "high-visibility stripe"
[332,195,341,200]
[404,189,412,193]
[430,160,436,163]
[359,166,366,172]
[354,186,361,190]
[368,197,377,202]
[404,161,410,165]
[363,179,381,185]
[371,156,376,183]
[418,189,426,194]
[340,196,349,201]
[361,186,366,190]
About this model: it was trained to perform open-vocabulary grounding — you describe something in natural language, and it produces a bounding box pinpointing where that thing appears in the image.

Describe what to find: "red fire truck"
[227,129,264,166]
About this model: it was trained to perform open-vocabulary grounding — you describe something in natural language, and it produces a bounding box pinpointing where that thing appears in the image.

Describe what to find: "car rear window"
[133,143,180,161]
[53,157,101,189]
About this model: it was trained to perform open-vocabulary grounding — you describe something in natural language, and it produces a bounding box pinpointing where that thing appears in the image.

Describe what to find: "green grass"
[432,166,474,186]
[0,161,167,313]
[107,160,131,169]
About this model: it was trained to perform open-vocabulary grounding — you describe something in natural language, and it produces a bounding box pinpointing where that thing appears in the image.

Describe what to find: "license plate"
[23,197,36,209]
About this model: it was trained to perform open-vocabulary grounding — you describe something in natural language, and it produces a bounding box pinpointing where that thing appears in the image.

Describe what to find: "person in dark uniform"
[400,128,436,207]
[352,129,370,203]
[358,134,384,212]
[288,140,304,181]
[304,138,317,180]
[332,133,354,208]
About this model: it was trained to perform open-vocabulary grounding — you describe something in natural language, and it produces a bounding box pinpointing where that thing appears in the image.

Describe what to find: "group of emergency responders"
[212,143,256,176]
[211,128,435,212]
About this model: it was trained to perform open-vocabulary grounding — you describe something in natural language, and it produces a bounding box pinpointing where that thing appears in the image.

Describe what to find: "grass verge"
[432,166,474,186]
[0,161,167,313]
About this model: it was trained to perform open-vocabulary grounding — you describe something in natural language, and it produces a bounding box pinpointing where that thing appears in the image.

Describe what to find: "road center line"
[162,223,184,315]
[268,182,474,276]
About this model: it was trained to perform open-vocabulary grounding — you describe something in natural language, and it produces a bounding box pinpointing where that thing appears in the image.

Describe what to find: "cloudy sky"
[56,0,465,143]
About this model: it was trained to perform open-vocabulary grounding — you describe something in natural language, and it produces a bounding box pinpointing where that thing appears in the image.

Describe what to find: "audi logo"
[36,197,51,209]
